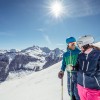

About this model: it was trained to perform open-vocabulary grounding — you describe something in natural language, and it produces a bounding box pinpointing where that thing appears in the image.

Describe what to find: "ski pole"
[70,51,72,100]
[70,71,72,100]
[61,78,63,100]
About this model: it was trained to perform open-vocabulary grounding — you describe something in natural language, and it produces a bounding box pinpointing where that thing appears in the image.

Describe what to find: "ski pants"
[77,84,100,100]
[67,72,80,100]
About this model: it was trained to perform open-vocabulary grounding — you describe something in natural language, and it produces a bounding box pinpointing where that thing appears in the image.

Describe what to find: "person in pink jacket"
[75,35,100,100]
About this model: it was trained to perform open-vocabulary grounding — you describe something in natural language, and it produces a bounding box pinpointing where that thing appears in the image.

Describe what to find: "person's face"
[77,44,84,52]
[68,42,76,50]
[80,47,84,52]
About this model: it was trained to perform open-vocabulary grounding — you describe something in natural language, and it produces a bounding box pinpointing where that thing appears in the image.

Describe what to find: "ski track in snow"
[0,61,70,100]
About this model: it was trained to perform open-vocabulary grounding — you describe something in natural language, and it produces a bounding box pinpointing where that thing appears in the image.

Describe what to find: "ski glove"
[66,66,73,72]
[66,64,74,72]
[58,71,64,79]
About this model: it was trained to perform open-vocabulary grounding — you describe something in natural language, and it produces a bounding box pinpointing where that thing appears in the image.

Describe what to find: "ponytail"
[90,45,100,50]
[82,44,100,52]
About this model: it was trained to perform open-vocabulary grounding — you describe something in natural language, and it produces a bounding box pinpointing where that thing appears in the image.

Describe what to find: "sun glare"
[48,0,66,19]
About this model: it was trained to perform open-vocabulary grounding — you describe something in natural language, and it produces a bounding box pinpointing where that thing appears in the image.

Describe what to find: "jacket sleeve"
[61,53,66,72]
[74,54,79,71]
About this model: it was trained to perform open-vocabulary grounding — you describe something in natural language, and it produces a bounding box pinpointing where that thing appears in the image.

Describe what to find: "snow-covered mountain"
[0,45,64,82]
[0,61,70,100]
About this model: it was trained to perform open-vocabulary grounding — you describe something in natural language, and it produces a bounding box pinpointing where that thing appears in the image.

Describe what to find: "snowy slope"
[0,61,70,100]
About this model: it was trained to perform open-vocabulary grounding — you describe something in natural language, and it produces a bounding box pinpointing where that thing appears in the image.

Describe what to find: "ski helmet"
[66,37,76,44]
[77,35,94,48]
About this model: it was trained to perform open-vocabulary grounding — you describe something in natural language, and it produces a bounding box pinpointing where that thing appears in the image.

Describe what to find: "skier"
[75,35,100,100]
[58,37,80,100]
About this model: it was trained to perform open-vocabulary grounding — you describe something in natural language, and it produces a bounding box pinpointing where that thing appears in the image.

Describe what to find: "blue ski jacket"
[61,47,81,72]
[61,47,81,83]
[75,49,100,90]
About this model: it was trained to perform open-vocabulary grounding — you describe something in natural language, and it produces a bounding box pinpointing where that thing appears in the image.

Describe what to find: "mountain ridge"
[0,45,64,82]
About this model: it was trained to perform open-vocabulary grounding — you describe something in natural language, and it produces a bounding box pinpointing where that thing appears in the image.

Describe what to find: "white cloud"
[43,34,52,45]
[36,28,44,32]
[66,0,100,17]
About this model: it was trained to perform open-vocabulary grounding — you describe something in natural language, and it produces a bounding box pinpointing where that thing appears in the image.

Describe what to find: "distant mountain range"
[0,45,64,82]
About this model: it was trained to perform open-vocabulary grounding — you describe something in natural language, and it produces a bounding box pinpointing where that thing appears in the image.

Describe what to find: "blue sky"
[0,0,100,50]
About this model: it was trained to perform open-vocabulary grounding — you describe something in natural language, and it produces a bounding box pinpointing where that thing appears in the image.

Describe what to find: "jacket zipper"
[82,54,89,88]
[86,54,88,60]
[82,61,84,70]
[94,76,100,87]
[83,73,85,88]
[70,51,71,64]
[86,62,89,71]
[82,61,85,88]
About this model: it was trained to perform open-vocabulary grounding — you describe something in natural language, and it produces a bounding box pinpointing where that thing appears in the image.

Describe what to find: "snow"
[0,61,70,100]
[24,47,46,57]
[7,71,33,80]
[10,49,20,53]
[0,50,7,54]
[22,48,47,69]
[24,60,46,70]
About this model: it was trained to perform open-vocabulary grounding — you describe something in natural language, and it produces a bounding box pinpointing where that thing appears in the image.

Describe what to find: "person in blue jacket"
[58,37,80,100]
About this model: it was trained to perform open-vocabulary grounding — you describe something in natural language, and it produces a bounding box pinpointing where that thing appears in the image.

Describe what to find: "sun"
[47,0,66,19]
[50,1,64,18]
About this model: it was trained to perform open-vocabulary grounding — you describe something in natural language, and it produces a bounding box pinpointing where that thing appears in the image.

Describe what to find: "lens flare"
[48,0,66,19]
